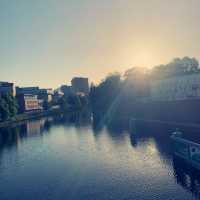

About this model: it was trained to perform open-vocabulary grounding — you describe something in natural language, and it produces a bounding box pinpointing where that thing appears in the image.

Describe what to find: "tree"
[124,67,149,81]
[0,97,10,121]
[58,96,70,112]
[123,67,150,99]
[151,57,200,79]
[0,94,18,121]
[43,100,50,110]
[90,73,122,125]
[4,94,18,117]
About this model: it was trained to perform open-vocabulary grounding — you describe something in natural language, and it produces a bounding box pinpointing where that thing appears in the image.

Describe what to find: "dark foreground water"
[0,116,200,200]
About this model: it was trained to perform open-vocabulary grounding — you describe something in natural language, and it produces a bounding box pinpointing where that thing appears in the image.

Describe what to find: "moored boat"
[171,130,200,170]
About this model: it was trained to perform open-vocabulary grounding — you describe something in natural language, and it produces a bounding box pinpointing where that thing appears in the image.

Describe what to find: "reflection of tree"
[129,132,138,147]
[173,157,200,198]
[0,118,54,155]
[128,122,174,161]
[0,127,20,168]
[62,110,92,127]
[0,114,92,168]
[0,127,20,151]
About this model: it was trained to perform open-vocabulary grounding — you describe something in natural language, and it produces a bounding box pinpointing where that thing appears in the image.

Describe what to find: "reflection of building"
[26,119,45,136]
[0,82,14,96]
[71,77,89,95]
[17,94,42,113]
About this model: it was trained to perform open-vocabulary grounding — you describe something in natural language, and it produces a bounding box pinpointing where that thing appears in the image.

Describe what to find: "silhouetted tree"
[58,96,70,112]
[90,56,200,128]
[123,67,150,99]
[58,93,89,113]
[43,100,50,110]
[151,57,200,79]
[90,73,122,125]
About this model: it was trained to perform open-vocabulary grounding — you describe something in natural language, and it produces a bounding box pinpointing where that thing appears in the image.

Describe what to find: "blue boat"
[171,131,200,170]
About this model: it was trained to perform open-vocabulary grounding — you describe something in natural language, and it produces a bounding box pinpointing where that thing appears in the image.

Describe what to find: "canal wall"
[125,99,200,124]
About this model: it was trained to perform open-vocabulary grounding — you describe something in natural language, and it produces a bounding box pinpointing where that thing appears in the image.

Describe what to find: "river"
[0,115,200,200]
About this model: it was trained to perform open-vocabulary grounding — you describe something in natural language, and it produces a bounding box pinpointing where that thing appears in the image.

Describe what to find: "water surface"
[0,117,199,200]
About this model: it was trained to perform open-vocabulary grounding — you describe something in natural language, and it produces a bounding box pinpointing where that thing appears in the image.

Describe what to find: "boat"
[171,130,200,170]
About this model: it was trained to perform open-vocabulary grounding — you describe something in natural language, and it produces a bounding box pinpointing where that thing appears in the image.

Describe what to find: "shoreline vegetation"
[0,93,90,128]
[1,56,200,129]
[90,57,200,128]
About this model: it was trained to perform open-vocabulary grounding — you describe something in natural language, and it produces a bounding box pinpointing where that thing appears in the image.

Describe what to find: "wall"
[151,73,200,101]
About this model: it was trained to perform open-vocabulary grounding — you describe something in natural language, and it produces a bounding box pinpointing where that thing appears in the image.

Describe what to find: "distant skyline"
[1,0,200,88]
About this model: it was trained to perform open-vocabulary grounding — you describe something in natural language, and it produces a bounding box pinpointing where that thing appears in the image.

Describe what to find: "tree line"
[89,57,200,127]
[57,94,89,113]
[1,57,199,124]
[0,92,89,122]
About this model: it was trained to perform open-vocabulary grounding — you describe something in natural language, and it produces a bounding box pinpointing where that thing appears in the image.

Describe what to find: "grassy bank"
[0,109,62,128]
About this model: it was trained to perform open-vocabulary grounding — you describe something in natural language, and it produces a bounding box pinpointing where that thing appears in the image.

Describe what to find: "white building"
[151,73,200,101]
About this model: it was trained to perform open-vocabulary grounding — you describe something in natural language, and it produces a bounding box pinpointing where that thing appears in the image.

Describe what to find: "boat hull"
[171,135,200,170]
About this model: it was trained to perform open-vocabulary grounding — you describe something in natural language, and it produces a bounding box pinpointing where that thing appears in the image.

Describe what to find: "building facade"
[38,89,53,102]
[60,85,72,97]
[16,87,40,96]
[71,77,89,95]
[16,87,53,110]
[150,73,200,101]
[17,94,42,113]
[0,82,14,96]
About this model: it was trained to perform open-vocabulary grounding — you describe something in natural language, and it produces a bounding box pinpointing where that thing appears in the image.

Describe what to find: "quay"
[129,118,200,134]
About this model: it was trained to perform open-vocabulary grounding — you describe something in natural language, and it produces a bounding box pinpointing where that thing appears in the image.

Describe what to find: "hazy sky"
[1,0,200,88]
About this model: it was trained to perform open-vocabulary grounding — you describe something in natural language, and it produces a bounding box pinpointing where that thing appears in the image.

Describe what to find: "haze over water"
[0,116,199,200]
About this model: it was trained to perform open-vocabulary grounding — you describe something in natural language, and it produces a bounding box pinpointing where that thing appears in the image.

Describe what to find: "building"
[60,85,72,97]
[16,87,40,96]
[0,82,14,96]
[16,86,53,105]
[150,73,200,101]
[71,77,89,95]
[38,89,53,103]
[52,90,63,103]
[17,94,42,113]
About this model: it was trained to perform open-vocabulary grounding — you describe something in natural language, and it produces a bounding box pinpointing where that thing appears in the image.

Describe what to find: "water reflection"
[131,122,200,198]
[0,113,200,199]
[0,110,92,154]
[0,127,20,152]
[63,110,92,126]
[0,117,56,154]
[173,157,200,199]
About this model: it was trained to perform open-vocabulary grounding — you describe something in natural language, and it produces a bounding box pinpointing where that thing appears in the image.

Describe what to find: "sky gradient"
[1,0,200,88]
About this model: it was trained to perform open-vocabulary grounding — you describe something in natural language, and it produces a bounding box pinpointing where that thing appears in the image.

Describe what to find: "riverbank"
[129,118,200,136]
[0,109,62,128]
